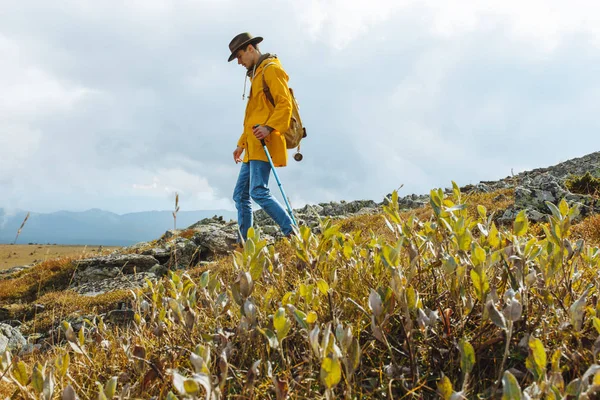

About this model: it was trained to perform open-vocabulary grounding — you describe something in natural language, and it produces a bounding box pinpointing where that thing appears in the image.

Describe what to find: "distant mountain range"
[0,208,237,246]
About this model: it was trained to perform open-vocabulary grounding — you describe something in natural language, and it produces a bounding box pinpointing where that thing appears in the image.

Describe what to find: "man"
[227,32,294,242]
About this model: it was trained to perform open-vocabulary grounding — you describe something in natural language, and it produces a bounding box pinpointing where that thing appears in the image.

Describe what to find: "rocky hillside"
[1,151,599,368]
[2,152,599,299]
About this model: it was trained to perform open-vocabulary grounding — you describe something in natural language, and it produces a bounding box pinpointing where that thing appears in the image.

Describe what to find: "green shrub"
[565,171,600,195]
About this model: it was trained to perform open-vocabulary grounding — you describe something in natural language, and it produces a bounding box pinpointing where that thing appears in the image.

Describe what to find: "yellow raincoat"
[237,56,292,167]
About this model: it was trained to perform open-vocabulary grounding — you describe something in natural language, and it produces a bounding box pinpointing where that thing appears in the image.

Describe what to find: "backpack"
[261,63,307,154]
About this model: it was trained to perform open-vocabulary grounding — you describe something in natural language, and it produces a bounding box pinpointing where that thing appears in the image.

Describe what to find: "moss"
[565,172,600,196]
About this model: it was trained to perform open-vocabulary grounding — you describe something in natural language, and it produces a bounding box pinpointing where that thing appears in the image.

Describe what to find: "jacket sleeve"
[264,65,293,134]
[237,131,247,149]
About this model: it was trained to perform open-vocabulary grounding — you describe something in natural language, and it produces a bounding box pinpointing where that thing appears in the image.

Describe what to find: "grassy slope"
[0,244,121,271]
[2,188,600,398]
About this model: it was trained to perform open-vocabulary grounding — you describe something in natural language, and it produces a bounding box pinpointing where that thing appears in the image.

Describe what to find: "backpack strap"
[261,62,277,107]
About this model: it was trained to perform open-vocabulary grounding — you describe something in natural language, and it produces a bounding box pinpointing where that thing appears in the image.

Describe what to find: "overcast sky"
[1,0,599,215]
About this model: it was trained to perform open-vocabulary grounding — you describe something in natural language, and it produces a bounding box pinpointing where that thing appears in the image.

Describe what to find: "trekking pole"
[256,132,298,227]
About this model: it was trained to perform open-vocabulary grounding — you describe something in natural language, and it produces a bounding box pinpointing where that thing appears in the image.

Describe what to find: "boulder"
[0,323,27,353]
[74,254,159,284]
[71,271,157,296]
[188,217,238,258]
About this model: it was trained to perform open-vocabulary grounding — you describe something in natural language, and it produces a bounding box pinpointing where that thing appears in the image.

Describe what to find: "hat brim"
[228,36,263,62]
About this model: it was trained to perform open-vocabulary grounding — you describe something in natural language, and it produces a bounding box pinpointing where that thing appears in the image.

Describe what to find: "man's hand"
[233,146,243,164]
[252,125,271,140]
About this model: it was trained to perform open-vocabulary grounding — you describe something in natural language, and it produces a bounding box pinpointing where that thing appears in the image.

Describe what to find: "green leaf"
[104,376,118,398]
[502,371,523,400]
[96,384,108,400]
[165,392,178,400]
[320,354,342,389]
[566,378,581,396]
[546,201,562,219]
[570,286,592,331]
[55,352,70,379]
[32,362,44,394]
[348,337,361,374]
[525,336,547,381]
[470,268,489,303]
[437,375,453,400]
[317,279,329,295]
[486,301,506,330]
[199,271,210,288]
[260,328,279,349]
[292,308,309,330]
[513,210,529,237]
[274,308,287,334]
[459,339,475,375]
[12,360,28,386]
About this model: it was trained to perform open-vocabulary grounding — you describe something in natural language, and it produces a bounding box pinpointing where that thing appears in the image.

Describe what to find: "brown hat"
[227,32,263,62]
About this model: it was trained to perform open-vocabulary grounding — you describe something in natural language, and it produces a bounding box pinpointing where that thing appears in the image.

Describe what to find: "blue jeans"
[233,161,294,241]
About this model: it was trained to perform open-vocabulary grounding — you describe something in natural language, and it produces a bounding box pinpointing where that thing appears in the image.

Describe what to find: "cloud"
[0,0,598,215]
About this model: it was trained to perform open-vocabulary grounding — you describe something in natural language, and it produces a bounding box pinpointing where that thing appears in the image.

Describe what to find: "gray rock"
[0,264,34,281]
[165,238,201,268]
[71,271,157,296]
[188,217,239,258]
[0,323,27,353]
[74,254,159,284]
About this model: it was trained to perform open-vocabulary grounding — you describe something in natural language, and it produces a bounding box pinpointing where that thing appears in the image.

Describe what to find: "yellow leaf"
[406,286,418,311]
[593,317,600,334]
[551,349,561,372]
[12,360,28,386]
[273,307,287,333]
[437,375,453,400]
[184,378,200,394]
[281,291,295,306]
[514,210,529,237]
[470,268,489,303]
[78,326,85,346]
[299,284,309,298]
[459,339,475,375]
[558,199,569,217]
[306,311,318,324]
[526,336,547,382]
[320,354,342,389]
[477,205,487,220]
[472,244,487,266]
[594,371,600,386]
[32,362,43,394]
[317,279,329,295]
[488,223,500,248]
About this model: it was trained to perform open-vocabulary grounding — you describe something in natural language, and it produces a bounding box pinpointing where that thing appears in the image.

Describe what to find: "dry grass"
[571,214,600,246]
[462,188,514,218]
[0,244,121,271]
[0,257,77,304]
[27,289,133,335]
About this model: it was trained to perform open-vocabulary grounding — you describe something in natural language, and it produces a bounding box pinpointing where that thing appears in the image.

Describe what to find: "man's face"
[236,46,253,68]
